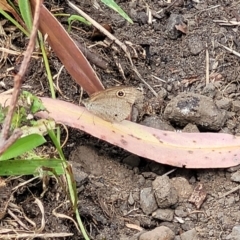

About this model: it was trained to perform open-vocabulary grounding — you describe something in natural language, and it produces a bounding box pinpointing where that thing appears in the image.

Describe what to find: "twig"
[219,185,240,198]
[194,5,220,16]
[213,20,240,26]
[218,42,240,58]
[0,233,73,238]
[0,0,42,154]
[206,43,209,85]
[66,0,158,96]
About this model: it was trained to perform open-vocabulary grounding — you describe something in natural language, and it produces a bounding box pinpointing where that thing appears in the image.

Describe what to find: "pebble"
[141,116,175,131]
[128,192,135,205]
[148,162,166,175]
[227,165,240,173]
[140,187,158,215]
[188,35,204,55]
[69,161,89,186]
[163,92,227,131]
[152,175,178,208]
[142,172,157,180]
[152,209,174,221]
[215,98,232,110]
[182,123,199,132]
[171,177,193,202]
[231,170,240,182]
[137,11,148,25]
[166,14,186,40]
[122,155,141,168]
[179,228,198,240]
[139,226,175,240]
[232,100,240,113]
[202,82,217,98]
[181,221,195,231]
[175,206,188,218]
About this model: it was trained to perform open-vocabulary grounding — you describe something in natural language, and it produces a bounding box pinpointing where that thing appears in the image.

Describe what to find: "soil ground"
[1,0,240,239]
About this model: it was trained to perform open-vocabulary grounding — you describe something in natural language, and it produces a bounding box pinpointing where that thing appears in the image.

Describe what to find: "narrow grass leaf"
[0,159,64,176]
[101,0,133,24]
[18,0,32,32]
[0,134,46,161]
[68,15,91,32]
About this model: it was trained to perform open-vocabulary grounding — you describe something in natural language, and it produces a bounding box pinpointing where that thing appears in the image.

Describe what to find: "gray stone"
[202,83,217,98]
[232,100,240,113]
[171,177,193,202]
[226,225,240,240]
[141,116,175,131]
[140,187,158,215]
[227,164,240,173]
[142,172,157,180]
[152,175,178,208]
[215,98,232,110]
[182,123,199,133]
[175,206,188,217]
[139,226,175,240]
[166,14,186,40]
[181,221,195,231]
[231,170,240,182]
[122,155,141,168]
[188,36,204,55]
[152,209,174,221]
[179,228,198,240]
[163,93,227,131]
[128,192,135,205]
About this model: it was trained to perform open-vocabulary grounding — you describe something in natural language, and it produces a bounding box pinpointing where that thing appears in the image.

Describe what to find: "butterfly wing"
[82,86,142,122]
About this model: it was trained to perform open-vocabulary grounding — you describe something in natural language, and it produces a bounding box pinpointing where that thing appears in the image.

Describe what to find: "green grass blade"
[0,159,64,176]
[18,0,32,32]
[101,0,133,24]
[0,8,29,36]
[0,134,46,161]
[68,15,91,32]
[47,126,90,240]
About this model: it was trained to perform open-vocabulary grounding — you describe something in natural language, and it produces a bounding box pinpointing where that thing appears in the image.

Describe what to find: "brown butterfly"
[82,86,142,122]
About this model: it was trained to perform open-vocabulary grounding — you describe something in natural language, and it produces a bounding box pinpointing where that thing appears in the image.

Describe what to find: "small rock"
[175,206,188,217]
[137,11,148,25]
[182,123,199,133]
[171,177,193,201]
[179,228,198,240]
[141,116,175,131]
[188,36,204,55]
[122,155,141,168]
[69,161,89,186]
[232,100,240,113]
[139,216,155,228]
[166,14,186,40]
[148,162,166,175]
[152,209,174,221]
[158,88,168,99]
[202,82,217,98]
[152,175,178,208]
[142,172,157,180]
[231,170,240,182]
[227,164,240,173]
[225,83,237,94]
[163,93,227,131]
[128,192,135,205]
[140,187,158,215]
[129,9,137,21]
[226,225,240,240]
[160,222,181,235]
[181,221,195,231]
[139,226,175,240]
[215,98,232,110]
